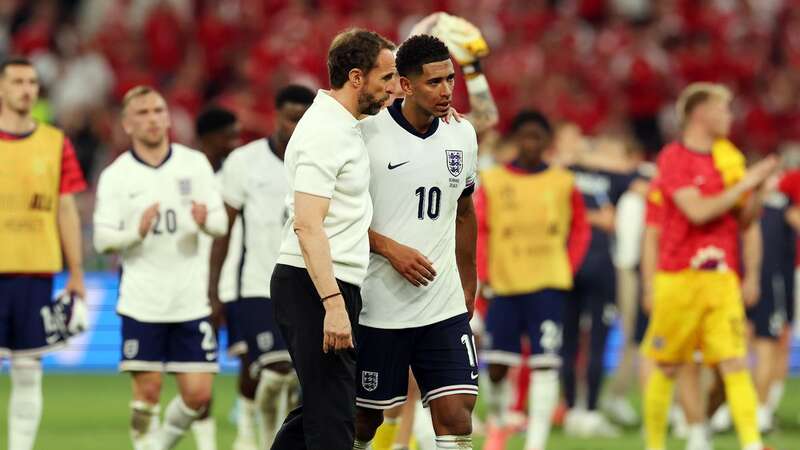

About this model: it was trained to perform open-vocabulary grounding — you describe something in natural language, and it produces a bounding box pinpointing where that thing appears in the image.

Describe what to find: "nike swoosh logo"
[470,371,479,380]
[388,161,410,170]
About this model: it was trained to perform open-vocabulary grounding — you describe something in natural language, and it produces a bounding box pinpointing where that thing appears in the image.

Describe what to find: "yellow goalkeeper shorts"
[642,269,746,365]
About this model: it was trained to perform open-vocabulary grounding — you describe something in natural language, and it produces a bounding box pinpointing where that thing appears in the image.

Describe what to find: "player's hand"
[323,296,353,353]
[385,241,437,287]
[742,275,760,308]
[441,106,463,124]
[741,155,779,191]
[139,203,160,238]
[65,272,86,299]
[431,13,490,66]
[209,291,225,329]
[191,201,208,227]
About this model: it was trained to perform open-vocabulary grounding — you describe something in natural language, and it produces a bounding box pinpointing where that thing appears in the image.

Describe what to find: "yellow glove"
[430,13,490,66]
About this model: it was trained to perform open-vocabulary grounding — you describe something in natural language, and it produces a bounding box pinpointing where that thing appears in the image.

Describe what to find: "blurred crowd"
[4,0,800,266]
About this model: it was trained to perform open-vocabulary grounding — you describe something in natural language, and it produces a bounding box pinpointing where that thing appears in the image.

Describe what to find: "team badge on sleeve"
[361,371,379,392]
[446,150,463,177]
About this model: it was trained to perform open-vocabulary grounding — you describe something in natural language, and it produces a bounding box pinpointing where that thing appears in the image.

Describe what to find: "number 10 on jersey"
[415,186,442,220]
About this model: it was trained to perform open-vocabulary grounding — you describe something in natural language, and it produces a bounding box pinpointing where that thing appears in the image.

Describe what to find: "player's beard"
[358,90,388,116]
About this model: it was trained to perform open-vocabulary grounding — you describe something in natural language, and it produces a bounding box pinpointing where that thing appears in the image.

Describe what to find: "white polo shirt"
[277,90,373,287]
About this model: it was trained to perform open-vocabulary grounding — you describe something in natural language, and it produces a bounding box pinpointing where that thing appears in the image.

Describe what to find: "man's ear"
[348,68,364,89]
[400,76,414,97]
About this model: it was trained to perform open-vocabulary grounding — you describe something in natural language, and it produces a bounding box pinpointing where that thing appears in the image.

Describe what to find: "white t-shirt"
[360,100,478,329]
[93,143,227,322]
[220,138,288,299]
[277,90,373,287]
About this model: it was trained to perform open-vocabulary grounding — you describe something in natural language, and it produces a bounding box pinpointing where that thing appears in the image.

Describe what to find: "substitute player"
[0,57,87,450]
[478,110,590,450]
[209,85,314,449]
[93,86,228,450]
[353,35,479,450]
[641,82,777,450]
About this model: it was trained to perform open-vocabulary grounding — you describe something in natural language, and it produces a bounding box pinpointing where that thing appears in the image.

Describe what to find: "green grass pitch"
[1,374,798,449]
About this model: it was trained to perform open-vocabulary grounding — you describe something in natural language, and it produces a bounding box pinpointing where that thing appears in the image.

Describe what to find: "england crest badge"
[361,371,379,392]
[446,150,463,177]
[178,178,192,197]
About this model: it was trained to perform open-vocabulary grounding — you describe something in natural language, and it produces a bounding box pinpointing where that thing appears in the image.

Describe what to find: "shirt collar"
[314,90,359,128]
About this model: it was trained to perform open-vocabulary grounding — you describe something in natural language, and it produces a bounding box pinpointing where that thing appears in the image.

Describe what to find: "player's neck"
[133,141,171,167]
[0,108,35,135]
[682,126,714,154]
[328,88,361,119]
[200,145,223,172]
[400,99,434,134]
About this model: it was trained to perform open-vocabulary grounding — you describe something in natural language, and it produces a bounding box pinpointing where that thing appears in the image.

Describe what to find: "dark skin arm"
[455,195,478,318]
[208,204,239,328]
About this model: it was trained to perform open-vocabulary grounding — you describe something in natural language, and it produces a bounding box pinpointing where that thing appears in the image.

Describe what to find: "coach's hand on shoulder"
[191,201,208,226]
[323,296,353,353]
[385,240,437,287]
[139,203,160,238]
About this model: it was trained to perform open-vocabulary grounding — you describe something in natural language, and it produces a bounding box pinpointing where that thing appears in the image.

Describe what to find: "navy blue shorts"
[224,302,247,356]
[356,313,479,410]
[484,290,566,368]
[747,270,793,340]
[0,275,66,358]
[119,315,219,373]
[230,297,290,377]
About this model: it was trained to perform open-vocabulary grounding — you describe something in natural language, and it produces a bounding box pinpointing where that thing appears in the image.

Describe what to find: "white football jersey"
[220,138,288,300]
[360,101,478,329]
[93,144,227,323]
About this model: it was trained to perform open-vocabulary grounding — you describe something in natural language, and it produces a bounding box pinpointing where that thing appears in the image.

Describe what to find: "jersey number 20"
[415,187,442,220]
[153,209,177,234]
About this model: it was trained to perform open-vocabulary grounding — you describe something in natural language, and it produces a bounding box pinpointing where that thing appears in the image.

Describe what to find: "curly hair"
[395,34,451,77]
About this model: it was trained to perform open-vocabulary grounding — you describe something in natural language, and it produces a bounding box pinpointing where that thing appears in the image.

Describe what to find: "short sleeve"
[221,151,246,209]
[292,133,343,199]
[60,137,87,194]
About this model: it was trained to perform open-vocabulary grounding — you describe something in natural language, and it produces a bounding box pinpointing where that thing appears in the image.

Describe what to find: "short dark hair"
[328,28,395,89]
[0,57,33,76]
[275,84,315,109]
[195,106,237,137]
[396,35,451,77]
[510,110,552,135]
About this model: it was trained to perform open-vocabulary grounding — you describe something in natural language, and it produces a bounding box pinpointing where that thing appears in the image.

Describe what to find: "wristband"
[321,292,342,303]
[461,60,483,79]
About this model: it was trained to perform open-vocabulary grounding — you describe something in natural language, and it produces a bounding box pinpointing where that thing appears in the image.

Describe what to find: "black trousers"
[270,264,362,450]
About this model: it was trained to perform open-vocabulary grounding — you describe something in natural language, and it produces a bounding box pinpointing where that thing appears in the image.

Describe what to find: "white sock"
[685,423,708,448]
[130,400,160,450]
[743,444,764,450]
[191,416,217,450]
[434,435,472,449]
[234,396,258,446]
[485,375,511,426]
[155,396,201,450]
[412,401,437,450]
[353,439,372,449]
[255,370,293,448]
[8,359,43,450]
[525,369,559,450]
[766,381,784,415]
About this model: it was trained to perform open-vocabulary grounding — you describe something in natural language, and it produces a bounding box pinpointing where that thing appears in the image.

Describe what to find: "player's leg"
[604,267,640,426]
[523,290,566,450]
[238,297,296,448]
[5,275,64,450]
[581,269,620,437]
[641,272,704,450]
[156,318,219,450]
[748,276,783,434]
[353,325,413,449]
[677,362,710,450]
[120,315,169,450]
[414,314,479,449]
[561,278,584,435]
[372,403,403,450]
[702,272,763,450]
[232,353,259,450]
[393,375,424,450]
[481,295,524,449]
